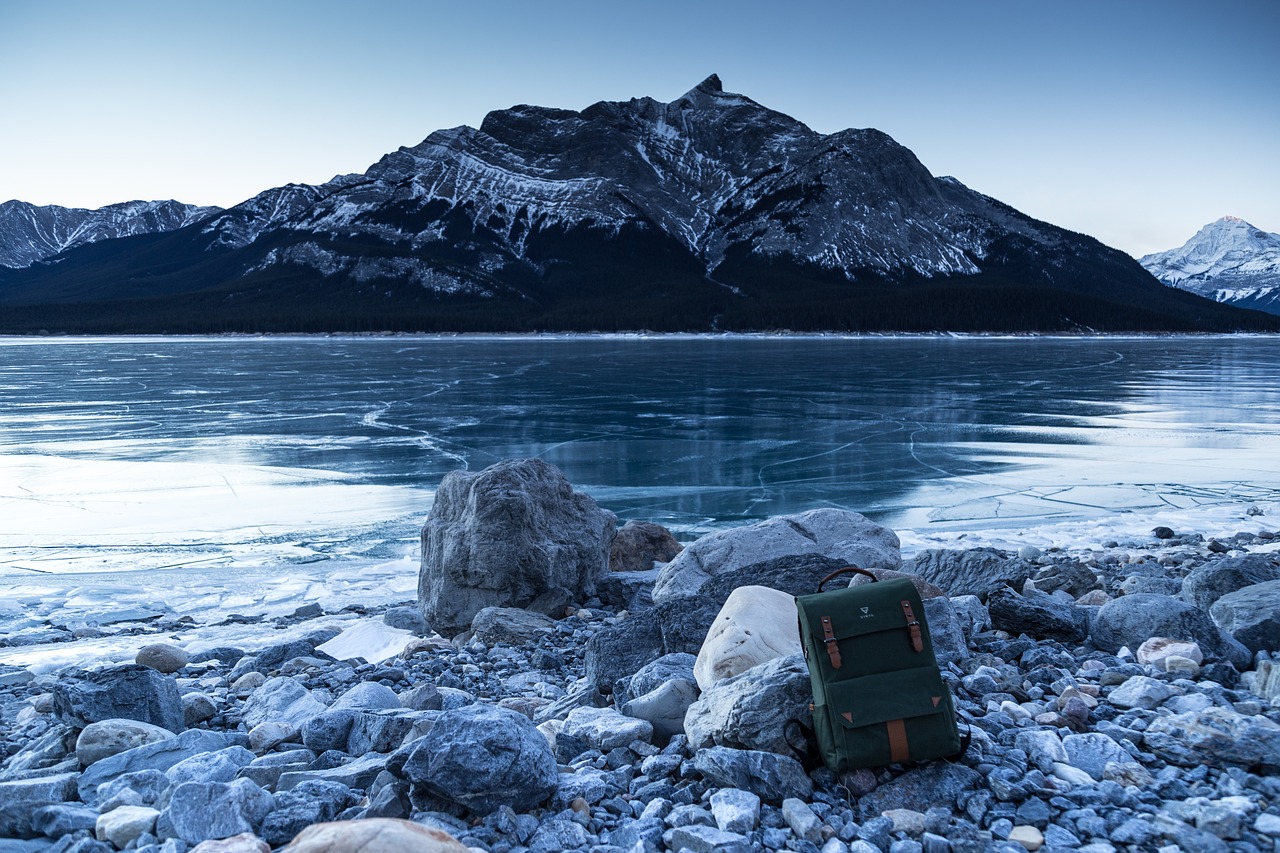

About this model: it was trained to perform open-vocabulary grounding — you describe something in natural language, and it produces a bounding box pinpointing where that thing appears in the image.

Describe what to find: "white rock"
[76,719,176,767]
[240,677,328,729]
[1255,812,1280,836]
[561,706,653,752]
[96,805,159,848]
[694,585,802,691]
[1163,655,1201,678]
[709,788,760,834]
[1050,761,1096,786]
[247,721,297,751]
[781,798,823,844]
[1008,825,1044,851]
[1136,637,1204,670]
[316,620,414,665]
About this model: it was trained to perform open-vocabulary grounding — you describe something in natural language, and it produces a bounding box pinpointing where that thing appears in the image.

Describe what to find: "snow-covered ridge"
[0,199,220,268]
[1141,216,1280,315]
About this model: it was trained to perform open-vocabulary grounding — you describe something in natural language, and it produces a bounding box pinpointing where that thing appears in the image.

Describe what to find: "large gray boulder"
[611,520,682,571]
[1210,579,1280,654]
[1090,593,1251,666]
[166,778,275,845]
[987,587,1087,644]
[398,703,557,815]
[689,747,812,804]
[470,607,557,646]
[651,509,900,605]
[75,719,176,766]
[51,665,184,734]
[419,459,616,634]
[78,730,249,805]
[856,763,983,820]
[0,773,79,839]
[240,677,329,729]
[1143,706,1280,768]
[902,548,1034,600]
[1182,554,1280,611]
[684,654,812,755]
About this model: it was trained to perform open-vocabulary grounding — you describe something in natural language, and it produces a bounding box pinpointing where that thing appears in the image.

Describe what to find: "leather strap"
[821,615,842,669]
[816,566,880,592]
[901,600,924,652]
[886,718,910,763]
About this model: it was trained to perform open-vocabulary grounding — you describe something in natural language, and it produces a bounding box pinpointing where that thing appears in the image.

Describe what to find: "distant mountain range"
[1,75,1275,333]
[1140,217,1280,316]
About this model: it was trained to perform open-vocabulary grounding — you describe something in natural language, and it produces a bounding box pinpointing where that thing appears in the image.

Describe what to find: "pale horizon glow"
[2,0,1277,258]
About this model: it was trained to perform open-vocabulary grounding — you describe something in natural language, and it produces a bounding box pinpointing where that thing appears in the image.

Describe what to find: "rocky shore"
[2,460,1279,853]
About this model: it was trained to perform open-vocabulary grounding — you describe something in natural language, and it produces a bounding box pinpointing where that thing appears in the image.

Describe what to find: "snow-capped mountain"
[1140,217,1280,315]
[0,76,1274,333]
[0,199,220,269]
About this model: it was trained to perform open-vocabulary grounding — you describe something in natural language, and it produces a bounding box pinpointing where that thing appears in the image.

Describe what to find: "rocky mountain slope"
[0,199,220,270]
[1140,216,1280,316]
[1,76,1275,333]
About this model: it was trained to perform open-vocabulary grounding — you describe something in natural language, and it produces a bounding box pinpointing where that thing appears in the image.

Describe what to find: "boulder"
[0,773,79,839]
[135,643,189,674]
[95,806,159,848]
[276,753,387,793]
[856,763,983,819]
[281,818,468,852]
[1029,561,1099,599]
[622,679,700,744]
[1210,579,1280,653]
[1143,706,1280,768]
[652,509,900,605]
[684,654,811,755]
[251,630,341,672]
[694,586,802,691]
[182,693,219,727]
[709,788,761,834]
[923,597,970,668]
[902,548,1034,600]
[259,780,359,847]
[241,677,329,729]
[560,706,653,752]
[398,703,557,814]
[51,665,184,734]
[247,722,298,752]
[611,520,683,571]
[1061,732,1130,780]
[300,710,358,753]
[331,682,401,712]
[1182,554,1280,611]
[987,587,1087,644]
[1090,593,1251,666]
[382,606,429,635]
[470,607,557,646]
[167,778,275,844]
[76,719,176,767]
[613,653,698,708]
[166,746,256,786]
[418,459,615,634]
[78,730,249,805]
[689,746,812,804]
[1108,675,1176,710]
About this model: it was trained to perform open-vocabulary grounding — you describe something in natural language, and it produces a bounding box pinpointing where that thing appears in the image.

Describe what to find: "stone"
[470,607,557,646]
[182,692,219,727]
[684,653,811,755]
[901,548,1033,600]
[250,630,341,672]
[399,683,442,712]
[584,600,718,694]
[1013,730,1067,774]
[331,681,401,711]
[781,798,823,844]
[1210,579,1280,653]
[280,818,468,852]
[300,709,357,753]
[398,703,557,814]
[418,458,615,634]
[346,711,421,755]
[241,677,329,729]
[987,587,1086,643]
[95,769,170,810]
[693,585,802,690]
[560,706,653,751]
[75,719,176,767]
[276,753,387,792]
[77,729,248,805]
[135,644,189,674]
[923,596,970,667]
[1007,825,1044,851]
[1089,593,1251,666]
[1143,705,1280,767]
[232,672,267,693]
[1182,554,1280,611]
[0,773,79,839]
[709,788,760,834]
[189,834,271,853]
[847,567,947,599]
[166,746,256,786]
[662,825,752,853]
[259,780,358,847]
[1108,674,1175,710]
[611,520,683,571]
[652,509,900,605]
[2,724,74,774]
[51,665,184,734]
[94,806,159,848]
[166,778,275,845]
[1030,561,1098,598]
[857,764,982,819]
[689,746,813,804]
[1061,732,1129,780]
[613,653,698,708]
[1137,637,1204,670]
[622,678,700,744]
[315,621,414,665]
[31,804,99,837]
[247,721,298,751]
[382,606,429,635]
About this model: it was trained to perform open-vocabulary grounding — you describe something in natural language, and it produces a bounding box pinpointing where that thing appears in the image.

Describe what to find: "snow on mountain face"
[0,199,220,268]
[208,74,1059,284]
[1140,217,1280,315]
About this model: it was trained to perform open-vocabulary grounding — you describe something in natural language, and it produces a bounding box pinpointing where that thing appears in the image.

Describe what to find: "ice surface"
[316,620,416,664]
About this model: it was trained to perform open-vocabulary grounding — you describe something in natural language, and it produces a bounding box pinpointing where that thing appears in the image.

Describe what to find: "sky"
[1,0,1277,258]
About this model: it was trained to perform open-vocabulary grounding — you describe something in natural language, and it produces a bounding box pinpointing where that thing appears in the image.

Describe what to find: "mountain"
[0,199,221,270]
[1139,217,1280,316]
[1,76,1275,334]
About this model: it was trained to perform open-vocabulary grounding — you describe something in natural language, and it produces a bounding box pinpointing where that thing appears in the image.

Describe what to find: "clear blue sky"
[2,0,1276,257]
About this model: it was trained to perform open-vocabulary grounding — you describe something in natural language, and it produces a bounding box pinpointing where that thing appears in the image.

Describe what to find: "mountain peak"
[679,74,724,102]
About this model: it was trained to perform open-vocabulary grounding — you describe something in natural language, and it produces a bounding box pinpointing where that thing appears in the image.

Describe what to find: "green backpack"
[794,566,963,771]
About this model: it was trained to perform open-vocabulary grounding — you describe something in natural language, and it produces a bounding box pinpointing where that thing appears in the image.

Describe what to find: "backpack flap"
[820,666,960,767]
[796,577,935,680]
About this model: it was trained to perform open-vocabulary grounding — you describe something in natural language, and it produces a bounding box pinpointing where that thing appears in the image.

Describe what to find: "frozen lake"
[3,334,1280,657]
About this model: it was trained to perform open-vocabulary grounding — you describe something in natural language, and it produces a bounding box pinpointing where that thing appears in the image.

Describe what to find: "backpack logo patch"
[860,607,872,618]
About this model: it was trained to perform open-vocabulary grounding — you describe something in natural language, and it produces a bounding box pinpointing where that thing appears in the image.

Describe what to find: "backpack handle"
[816,566,879,592]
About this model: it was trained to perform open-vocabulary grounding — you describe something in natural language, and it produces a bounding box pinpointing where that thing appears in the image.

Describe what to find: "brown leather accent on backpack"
[821,615,842,669]
[841,712,853,723]
[901,600,924,653]
[886,718,909,763]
